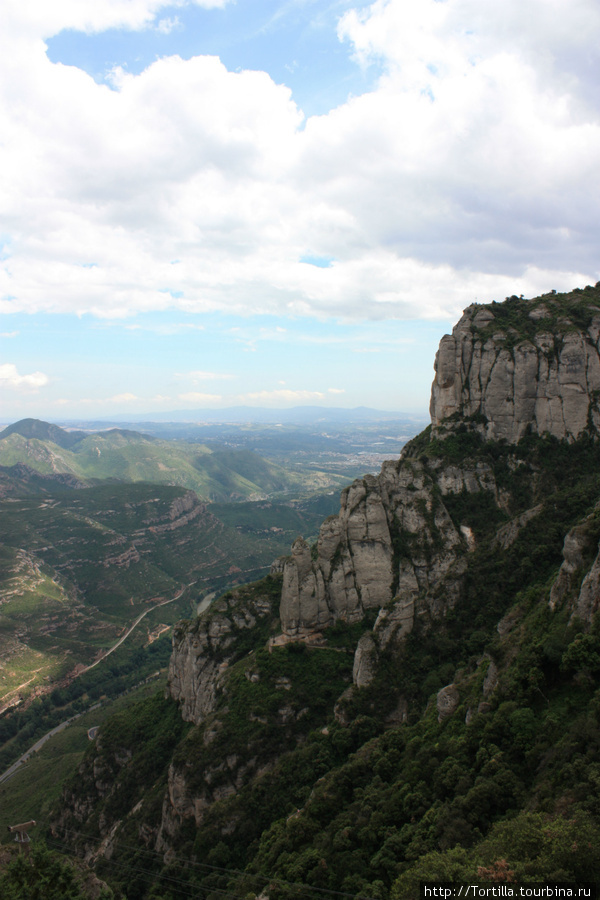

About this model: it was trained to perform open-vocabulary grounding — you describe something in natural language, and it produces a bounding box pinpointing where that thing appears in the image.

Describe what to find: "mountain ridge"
[0,418,87,449]
[46,286,600,897]
[0,423,313,502]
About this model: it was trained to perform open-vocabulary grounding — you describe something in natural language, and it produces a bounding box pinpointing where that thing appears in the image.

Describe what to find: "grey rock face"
[279,458,470,639]
[168,589,273,725]
[573,550,600,624]
[437,684,460,721]
[352,633,378,688]
[279,537,329,639]
[549,506,600,623]
[278,448,493,655]
[549,506,600,625]
[492,504,544,551]
[280,293,600,656]
[430,299,600,443]
[279,476,397,639]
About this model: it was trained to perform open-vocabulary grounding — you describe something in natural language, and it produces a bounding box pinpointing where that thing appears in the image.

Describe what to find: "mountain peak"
[0,418,86,449]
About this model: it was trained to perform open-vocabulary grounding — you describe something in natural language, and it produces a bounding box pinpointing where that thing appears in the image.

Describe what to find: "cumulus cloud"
[0,363,48,389]
[0,0,598,326]
[155,16,180,35]
[4,0,230,41]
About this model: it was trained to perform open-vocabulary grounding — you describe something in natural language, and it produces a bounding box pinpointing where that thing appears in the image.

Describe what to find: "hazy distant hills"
[84,405,419,425]
[0,419,312,501]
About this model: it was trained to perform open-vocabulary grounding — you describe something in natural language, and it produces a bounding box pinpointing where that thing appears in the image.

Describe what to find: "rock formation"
[54,286,600,888]
[277,459,471,648]
[549,503,600,624]
[167,288,600,723]
[276,288,600,682]
[430,290,600,443]
[168,584,274,724]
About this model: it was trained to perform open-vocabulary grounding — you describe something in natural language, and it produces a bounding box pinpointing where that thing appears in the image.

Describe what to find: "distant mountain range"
[0,418,310,502]
[57,405,427,426]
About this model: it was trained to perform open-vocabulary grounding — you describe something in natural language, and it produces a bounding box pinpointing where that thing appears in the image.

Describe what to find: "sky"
[1,0,600,422]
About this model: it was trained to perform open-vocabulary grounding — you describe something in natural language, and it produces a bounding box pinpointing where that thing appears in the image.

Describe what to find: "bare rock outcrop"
[549,505,600,624]
[430,293,600,443]
[273,460,489,722]
[278,452,480,647]
[437,684,460,721]
[352,633,378,688]
[148,491,205,533]
[168,586,274,725]
[278,291,600,655]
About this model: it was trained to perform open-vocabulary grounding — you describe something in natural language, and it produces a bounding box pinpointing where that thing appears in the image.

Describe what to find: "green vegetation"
[42,421,600,900]
[0,636,171,773]
[0,420,357,501]
[10,327,600,900]
[0,843,112,899]
[469,284,600,351]
[0,680,162,832]
[0,476,341,714]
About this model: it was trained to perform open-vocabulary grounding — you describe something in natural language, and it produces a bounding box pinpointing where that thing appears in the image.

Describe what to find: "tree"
[0,844,113,900]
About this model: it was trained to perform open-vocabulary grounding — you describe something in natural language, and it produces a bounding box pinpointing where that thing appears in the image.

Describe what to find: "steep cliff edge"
[277,458,474,646]
[430,286,600,442]
[276,286,600,674]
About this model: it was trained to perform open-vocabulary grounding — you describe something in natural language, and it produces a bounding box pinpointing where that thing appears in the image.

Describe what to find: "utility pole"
[7,820,36,858]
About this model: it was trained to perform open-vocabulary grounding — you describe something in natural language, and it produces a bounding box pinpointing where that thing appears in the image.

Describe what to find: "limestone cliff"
[430,287,600,443]
[168,581,277,724]
[277,286,600,683]
[277,458,479,652]
[548,503,600,624]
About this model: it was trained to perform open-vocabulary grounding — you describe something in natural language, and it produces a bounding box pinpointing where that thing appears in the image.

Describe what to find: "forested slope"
[48,287,600,899]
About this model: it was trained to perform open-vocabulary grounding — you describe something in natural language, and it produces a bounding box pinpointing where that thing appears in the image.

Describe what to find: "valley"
[4,289,600,897]
[0,416,408,774]
[0,479,342,715]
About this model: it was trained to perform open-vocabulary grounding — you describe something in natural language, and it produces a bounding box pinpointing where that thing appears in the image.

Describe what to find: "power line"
[47,838,207,900]
[44,817,379,900]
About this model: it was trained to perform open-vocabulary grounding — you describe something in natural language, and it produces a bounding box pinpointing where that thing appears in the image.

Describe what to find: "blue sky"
[46,1,380,118]
[1,0,600,422]
[0,310,445,418]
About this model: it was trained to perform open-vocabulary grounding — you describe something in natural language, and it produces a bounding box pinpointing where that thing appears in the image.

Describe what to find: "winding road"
[0,584,192,787]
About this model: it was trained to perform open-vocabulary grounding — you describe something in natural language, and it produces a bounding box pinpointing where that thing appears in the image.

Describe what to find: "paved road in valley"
[0,584,192,788]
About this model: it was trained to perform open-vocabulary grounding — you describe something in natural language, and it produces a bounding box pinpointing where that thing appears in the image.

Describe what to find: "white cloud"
[155,16,180,35]
[175,370,234,381]
[244,390,326,403]
[0,0,598,326]
[327,388,345,394]
[108,392,138,403]
[177,391,223,403]
[0,363,48,389]
[3,1,230,41]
